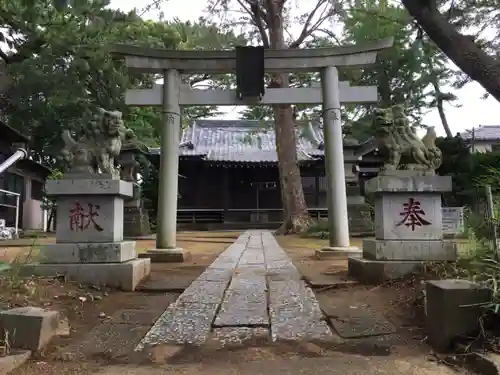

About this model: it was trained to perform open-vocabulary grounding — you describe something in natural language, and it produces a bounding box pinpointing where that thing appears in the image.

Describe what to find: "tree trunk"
[425,50,453,138]
[433,81,453,138]
[266,0,310,234]
[273,99,311,234]
[401,0,500,102]
[47,206,55,232]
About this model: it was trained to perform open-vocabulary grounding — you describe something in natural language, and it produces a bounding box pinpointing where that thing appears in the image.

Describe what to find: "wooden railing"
[176,208,329,224]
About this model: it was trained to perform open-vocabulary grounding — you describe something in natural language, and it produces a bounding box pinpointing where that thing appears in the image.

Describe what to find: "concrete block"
[0,307,63,351]
[139,248,191,263]
[39,241,137,263]
[46,178,133,197]
[374,193,444,240]
[19,258,151,291]
[365,175,452,194]
[54,196,125,243]
[347,256,423,284]
[362,239,458,261]
[425,279,492,352]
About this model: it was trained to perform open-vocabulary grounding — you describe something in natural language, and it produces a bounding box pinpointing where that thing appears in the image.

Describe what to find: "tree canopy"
[0,0,245,166]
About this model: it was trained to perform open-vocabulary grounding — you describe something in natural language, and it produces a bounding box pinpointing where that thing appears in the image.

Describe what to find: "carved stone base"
[124,207,151,238]
[19,258,151,291]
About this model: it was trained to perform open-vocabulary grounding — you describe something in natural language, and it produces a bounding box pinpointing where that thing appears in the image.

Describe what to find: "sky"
[111,0,500,137]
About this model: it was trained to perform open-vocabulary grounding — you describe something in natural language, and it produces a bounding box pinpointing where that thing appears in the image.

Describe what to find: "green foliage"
[0,0,170,166]
[436,136,472,205]
[341,1,456,126]
[302,219,329,239]
[429,163,500,316]
[0,1,246,166]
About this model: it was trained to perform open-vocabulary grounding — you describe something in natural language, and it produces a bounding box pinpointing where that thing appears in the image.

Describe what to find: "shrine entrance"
[111,38,393,256]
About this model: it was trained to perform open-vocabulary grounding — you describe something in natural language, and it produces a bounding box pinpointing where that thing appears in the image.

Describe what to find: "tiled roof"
[460,125,500,141]
[149,119,366,163]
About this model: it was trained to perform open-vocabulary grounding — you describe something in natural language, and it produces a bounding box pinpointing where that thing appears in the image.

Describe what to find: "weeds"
[0,236,43,302]
[0,329,14,357]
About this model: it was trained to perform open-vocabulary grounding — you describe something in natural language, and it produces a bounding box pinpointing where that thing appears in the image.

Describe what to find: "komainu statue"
[61,108,127,179]
[372,104,442,175]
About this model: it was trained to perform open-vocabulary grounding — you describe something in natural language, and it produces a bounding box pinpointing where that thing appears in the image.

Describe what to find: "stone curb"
[0,350,31,375]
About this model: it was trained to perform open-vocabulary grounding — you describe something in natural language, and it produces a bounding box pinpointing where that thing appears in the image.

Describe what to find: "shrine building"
[148,119,384,234]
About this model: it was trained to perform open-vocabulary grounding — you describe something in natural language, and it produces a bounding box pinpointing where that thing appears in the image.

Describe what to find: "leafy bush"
[303,219,329,238]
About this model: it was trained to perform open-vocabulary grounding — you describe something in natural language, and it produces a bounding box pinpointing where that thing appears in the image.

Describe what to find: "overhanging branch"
[289,0,329,48]
[401,0,500,102]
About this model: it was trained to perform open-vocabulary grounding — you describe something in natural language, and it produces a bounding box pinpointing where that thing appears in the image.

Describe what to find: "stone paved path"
[136,230,332,349]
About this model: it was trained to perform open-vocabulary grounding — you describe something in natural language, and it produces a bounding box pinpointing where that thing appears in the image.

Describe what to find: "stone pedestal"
[348,173,458,284]
[347,202,373,235]
[124,185,151,238]
[425,279,491,352]
[23,178,150,291]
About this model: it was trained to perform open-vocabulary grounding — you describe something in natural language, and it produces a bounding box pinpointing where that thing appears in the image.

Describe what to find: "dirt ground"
[0,231,240,358]
[0,232,471,375]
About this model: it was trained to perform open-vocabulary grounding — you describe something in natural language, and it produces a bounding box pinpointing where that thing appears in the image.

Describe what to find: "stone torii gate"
[111,38,393,261]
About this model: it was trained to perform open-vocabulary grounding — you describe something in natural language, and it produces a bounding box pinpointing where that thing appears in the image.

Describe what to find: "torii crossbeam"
[111,38,393,259]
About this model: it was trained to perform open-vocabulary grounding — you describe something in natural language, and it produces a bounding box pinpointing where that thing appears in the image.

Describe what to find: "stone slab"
[0,307,62,351]
[266,267,303,281]
[315,246,362,259]
[268,280,322,311]
[426,279,492,352]
[105,309,165,326]
[55,196,125,243]
[214,275,268,326]
[20,258,151,291]
[207,262,238,270]
[211,327,269,347]
[347,257,422,285]
[374,194,444,240]
[58,323,149,360]
[46,178,133,197]
[268,280,330,342]
[136,304,217,348]
[266,260,297,270]
[365,175,452,194]
[39,241,137,264]
[362,239,458,261]
[0,350,31,375]
[196,268,233,282]
[138,248,191,263]
[270,311,333,342]
[214,302,269,326]
[324,304,396,338]
[176,281,228,304]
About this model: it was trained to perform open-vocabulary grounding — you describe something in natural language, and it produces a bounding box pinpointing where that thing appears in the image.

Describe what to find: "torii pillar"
[111,38,393,262]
